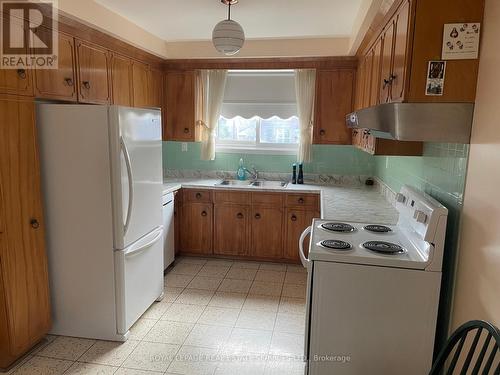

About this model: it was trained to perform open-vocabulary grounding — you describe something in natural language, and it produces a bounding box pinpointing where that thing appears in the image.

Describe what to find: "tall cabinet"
[0,97,51,368]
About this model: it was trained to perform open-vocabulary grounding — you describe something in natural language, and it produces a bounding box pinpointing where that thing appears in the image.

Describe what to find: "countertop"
[163,178,398,225]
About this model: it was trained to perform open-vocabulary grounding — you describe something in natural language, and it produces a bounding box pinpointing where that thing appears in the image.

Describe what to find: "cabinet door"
[0,98,51,368]
[34,30,76,101]
[165,71,195,141]
[284,209,319,262]
[370,37,383,107]
[214,205,249,256]
[76,40,111,104]
[179,203,213,255]
[313,69,355,145]
[379,21,395,104]
[361,52,373,109]
[149,68,163,109]
[390,0,410,102]
[110,54,133,106]
[354,59,365,111]
[250,207,283,259]
[132,61,150,108]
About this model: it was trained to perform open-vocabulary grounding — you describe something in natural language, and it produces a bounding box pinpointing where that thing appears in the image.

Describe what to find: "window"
[216,70,298,153]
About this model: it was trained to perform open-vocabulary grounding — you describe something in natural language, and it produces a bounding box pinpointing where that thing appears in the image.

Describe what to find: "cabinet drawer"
[251,192,284,207]
[214,190,251,205]
[183,189,213,203]
[286,193,320,209]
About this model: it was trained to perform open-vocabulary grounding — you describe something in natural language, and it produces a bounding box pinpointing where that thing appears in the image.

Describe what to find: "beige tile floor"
[7,257,308,375]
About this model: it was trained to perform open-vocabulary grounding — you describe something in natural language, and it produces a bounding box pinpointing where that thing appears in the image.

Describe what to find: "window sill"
[216,145,298,155]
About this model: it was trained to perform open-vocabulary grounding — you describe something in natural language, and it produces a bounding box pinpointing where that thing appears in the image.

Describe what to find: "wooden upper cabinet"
[314,69,355,145]
[110,54,133,106]
[390,0,410,102]
[165,71,195,141]
[132,60,150,108]
[369,38,383,107]
[148,68,164,109]
[250,207,283,259]
[34,30,77,101]
[76,40,111,104]
[379,22,394,104]
[0,98,51,368]
[214,205,249,256]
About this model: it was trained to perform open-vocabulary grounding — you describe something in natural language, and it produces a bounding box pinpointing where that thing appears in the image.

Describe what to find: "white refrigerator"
[37,104,164,341]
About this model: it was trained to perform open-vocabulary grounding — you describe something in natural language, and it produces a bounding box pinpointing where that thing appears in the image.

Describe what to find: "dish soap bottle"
[236,158,246,181]
[297,163,304,184]
[292,163,297,184]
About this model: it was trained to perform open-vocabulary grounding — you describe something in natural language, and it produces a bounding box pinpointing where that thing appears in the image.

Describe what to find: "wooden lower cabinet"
[214,205,249,256]
[0,98,51,368]
[250,207,284,259]
[179,202,213,255]
[284,209,320,262]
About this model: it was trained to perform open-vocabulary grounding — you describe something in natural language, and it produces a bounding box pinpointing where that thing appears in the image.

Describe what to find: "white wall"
[451,0,500,329]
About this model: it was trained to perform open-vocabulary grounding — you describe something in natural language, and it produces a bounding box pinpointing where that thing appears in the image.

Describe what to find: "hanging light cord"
[227,2,231,21]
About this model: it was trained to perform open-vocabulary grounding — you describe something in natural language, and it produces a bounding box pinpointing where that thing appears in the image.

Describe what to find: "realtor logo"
[1,0,58,69]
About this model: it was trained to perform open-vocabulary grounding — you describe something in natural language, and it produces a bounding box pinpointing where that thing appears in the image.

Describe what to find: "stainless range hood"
[346,103,474,143]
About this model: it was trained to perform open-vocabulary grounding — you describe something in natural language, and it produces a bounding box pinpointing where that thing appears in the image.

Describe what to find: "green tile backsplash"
[374,142,470,355]
[163,141,374,176]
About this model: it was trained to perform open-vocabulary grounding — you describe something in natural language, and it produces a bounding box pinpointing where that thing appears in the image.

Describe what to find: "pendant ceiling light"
[212,0,245,56]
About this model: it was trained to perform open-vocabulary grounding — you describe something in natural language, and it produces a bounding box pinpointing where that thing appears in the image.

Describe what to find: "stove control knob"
[413,210,427,223]
[395,193,406,203]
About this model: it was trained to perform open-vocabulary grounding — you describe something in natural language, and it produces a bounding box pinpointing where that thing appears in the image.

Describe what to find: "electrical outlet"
[181,143,188,152]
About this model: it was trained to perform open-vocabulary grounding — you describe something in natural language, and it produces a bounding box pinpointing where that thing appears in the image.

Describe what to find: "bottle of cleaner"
[297,163,304,184]
[236,158,246,180]
[292,163,297,184]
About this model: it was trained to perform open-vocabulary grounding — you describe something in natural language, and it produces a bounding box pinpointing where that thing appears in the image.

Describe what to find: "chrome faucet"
[244,166,259,181]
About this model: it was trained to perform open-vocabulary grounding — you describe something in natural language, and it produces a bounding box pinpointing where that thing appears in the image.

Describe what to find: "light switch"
[181,143,188,152]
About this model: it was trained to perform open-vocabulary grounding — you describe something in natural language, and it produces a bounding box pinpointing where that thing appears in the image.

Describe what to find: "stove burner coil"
[362,241,404,254]
[320,240,352,250]
[364,224,392,233]
[321,222,355,233]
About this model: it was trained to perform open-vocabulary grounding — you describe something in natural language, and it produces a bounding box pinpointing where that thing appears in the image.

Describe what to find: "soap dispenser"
[236,158,246,180]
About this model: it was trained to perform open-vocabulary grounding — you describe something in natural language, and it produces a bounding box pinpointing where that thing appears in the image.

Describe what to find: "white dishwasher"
[162,191,175,270]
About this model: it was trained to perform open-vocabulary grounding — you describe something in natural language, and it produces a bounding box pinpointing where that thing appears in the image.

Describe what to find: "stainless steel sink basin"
[216,180,252,186]
[249,180,288,188]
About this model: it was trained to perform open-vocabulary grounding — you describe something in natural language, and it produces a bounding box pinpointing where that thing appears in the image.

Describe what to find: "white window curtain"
[294,69,316,163]
[195,69,228,160]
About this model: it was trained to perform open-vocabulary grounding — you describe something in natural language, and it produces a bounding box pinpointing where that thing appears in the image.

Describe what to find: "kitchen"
[0,0,498,374]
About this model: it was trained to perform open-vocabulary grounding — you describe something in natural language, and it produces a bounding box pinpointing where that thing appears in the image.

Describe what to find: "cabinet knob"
[82,81,91,89]
[291,214,297,222]
[319,129,326,136]
[254,213,261,219]
[17,69,26,79]
[201,211,208,217]
[195,192,202,199]
[183,127,190,134]
[30,218,40,229]
[64,77,74,86]
[236,212,244,219]
[298,197,305,204]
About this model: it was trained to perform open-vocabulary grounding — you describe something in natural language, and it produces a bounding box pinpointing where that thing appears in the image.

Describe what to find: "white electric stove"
[300,185,448,375]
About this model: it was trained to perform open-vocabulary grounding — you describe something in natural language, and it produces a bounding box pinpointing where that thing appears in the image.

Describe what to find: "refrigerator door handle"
[120,137,134,236]
[125,229,163,258]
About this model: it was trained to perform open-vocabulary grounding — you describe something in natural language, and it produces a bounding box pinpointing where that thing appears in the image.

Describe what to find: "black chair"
[430,320,500,375]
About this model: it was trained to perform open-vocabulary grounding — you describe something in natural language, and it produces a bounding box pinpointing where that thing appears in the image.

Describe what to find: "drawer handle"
[319,129,326,136]
[184,127,190,134]
[82,81,91,89]
[30,218,40,229]
[64,77,74,86]
[298,198,305,204]
[201,211,208,217]
[254,213,261,219]
[236,212,244,219]
[195,192,202,199]
[291,214,297,222]
[17,69,27,79]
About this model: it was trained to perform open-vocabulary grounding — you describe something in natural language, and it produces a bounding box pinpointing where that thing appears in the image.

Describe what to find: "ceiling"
[94,0,365,42]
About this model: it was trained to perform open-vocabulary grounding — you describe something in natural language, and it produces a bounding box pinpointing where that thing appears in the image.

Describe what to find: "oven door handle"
[299,226,312,269]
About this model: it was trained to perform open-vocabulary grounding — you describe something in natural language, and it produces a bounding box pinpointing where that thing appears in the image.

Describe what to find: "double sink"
[217,179,289,189]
